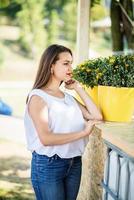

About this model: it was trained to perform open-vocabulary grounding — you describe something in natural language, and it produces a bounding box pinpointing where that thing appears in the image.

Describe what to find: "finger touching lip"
[65,79,75,85]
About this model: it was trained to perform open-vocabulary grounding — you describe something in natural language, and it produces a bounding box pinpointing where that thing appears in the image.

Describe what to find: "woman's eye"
[64,63,68,65]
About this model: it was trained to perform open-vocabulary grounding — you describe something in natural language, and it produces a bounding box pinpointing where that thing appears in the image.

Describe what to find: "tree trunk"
[121,0,134,50]
[110,0,123,52]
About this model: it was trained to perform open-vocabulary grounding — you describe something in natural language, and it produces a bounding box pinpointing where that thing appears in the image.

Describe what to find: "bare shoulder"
[28,95,47,116]
[27,94,49,144]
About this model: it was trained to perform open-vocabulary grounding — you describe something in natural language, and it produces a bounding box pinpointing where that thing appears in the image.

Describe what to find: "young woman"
[24,44,103,200]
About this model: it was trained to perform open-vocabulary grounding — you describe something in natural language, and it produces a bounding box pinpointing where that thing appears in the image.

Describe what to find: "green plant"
[72,54,134,88]
[99,55,134,87]
[73,58,103,88]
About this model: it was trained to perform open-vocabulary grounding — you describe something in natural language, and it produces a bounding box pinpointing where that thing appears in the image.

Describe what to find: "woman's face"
[51,52,73,82]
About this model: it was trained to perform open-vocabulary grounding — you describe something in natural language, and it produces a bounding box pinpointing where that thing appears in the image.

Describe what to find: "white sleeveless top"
[24,89,89,158]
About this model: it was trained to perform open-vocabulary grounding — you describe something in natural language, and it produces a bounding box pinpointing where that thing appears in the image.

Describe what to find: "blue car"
[0,99,13,116]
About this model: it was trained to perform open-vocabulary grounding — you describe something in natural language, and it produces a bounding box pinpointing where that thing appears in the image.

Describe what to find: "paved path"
[0,114,31,158]
[0,114,26,145]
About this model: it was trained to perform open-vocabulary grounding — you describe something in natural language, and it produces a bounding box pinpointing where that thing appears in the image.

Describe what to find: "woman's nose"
[68,64,72,71]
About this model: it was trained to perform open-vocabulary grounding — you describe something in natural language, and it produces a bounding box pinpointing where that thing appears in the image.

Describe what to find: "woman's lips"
[66,72,72,76]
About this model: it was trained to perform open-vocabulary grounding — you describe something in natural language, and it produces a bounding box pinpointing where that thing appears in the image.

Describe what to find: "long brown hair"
[26,44,72,103]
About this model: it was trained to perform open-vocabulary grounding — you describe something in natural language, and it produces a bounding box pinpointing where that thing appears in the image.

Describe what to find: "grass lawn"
[0,139,34,200]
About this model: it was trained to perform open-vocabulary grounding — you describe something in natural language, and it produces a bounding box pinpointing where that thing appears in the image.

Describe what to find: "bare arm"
[74,99,96,120]
[74,83,103,120]
[64,79,103,120]
[28,95,94,146]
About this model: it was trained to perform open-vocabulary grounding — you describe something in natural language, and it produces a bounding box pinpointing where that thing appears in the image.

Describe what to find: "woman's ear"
[51,68,54,74]
[51,63,55,74]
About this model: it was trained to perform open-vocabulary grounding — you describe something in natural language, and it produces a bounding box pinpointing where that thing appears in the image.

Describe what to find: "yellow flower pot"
[75,86,98,107]
[98,85,134,122]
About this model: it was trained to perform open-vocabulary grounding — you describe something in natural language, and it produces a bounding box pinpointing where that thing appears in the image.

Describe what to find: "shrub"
[72,54,134,88]
[99,55,134,87]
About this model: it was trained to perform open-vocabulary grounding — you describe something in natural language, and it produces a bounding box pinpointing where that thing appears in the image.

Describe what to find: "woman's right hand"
[84,120,102,136]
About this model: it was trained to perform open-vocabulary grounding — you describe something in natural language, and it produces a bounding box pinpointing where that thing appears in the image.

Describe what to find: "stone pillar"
[76,0,90,64]
[77,127,105,200]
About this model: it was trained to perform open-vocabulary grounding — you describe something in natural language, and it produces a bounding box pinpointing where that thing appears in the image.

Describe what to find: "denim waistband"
[32,151,81,161]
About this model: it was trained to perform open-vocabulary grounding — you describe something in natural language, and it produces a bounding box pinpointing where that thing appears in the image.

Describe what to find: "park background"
[0,0,133,199]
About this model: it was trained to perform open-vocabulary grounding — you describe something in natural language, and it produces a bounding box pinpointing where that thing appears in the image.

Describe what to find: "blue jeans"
[31,151,82,200]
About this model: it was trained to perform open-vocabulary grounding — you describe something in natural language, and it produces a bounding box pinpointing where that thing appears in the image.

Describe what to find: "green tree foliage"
[61,1,77,47]
[0,0,21,25]
[91,4,107,21]
[45,10,60,45]
[0,0,10,8]
[0,0,109,55]
[44,0,69,45]
[44,0,102,47]
[91,0,101,7]
[17,0,47,57]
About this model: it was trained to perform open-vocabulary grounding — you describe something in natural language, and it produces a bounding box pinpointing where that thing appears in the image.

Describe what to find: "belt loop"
[53,154,57,160]
[70,158,73,166]
[55,154,58,160]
